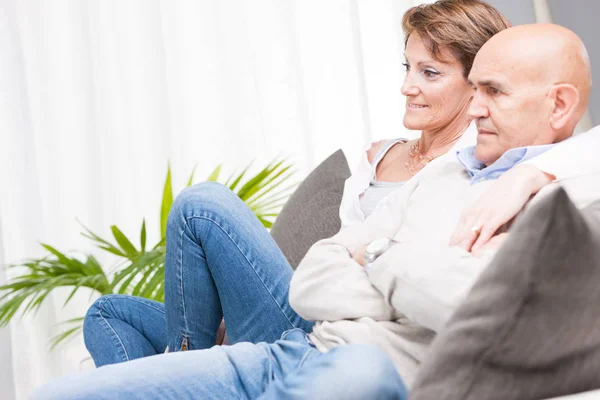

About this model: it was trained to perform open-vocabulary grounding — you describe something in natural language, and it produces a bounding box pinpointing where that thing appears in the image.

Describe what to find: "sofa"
[235,149,600,400]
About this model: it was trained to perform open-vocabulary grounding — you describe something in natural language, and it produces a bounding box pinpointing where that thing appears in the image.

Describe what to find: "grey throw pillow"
[411,188,600,400]
[270,149,350,270]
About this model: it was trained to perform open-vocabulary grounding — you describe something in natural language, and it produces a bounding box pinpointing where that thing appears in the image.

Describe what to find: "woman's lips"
[407,103,428,109]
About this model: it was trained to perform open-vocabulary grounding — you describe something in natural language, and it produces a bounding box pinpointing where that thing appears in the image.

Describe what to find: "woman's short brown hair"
[402,0,510,78]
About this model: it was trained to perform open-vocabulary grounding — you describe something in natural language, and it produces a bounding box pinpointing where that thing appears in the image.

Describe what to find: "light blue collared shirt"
[456,144,555,184]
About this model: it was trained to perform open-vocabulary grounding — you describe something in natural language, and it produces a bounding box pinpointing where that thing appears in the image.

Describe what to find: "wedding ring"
[470,225,482,234]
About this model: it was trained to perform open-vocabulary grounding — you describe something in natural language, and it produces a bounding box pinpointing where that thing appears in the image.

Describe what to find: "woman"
[83,0,511,366]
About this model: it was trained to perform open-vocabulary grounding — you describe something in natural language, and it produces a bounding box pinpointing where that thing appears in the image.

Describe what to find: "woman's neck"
[419,113,472,156]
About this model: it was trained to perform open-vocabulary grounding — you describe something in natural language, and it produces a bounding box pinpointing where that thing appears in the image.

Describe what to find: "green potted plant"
[0,160,296,349]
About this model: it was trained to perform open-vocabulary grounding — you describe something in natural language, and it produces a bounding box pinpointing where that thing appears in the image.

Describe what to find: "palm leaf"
[110,248,165,294]
[140,219,147,253]
[229,160,297,227]
[206,164,221,182]
[160,165,174,240]
[236,163,274,201]
[50,317,85,350]
[78,221,126,258]
[0,254,110,327]
[226,163,252,190]
[138,268,165,301]
[245,168,296,207]
[111,225,139,258]
[187,164,197,187]
[238,160,287,201]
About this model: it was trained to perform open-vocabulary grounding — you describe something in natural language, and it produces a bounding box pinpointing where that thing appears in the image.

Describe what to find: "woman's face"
[401,33,473,132]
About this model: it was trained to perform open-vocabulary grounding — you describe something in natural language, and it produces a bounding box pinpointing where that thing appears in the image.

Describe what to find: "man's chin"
[473,146,495,166]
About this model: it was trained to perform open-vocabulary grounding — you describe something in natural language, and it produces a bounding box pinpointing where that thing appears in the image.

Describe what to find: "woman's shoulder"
[366,138,410,163]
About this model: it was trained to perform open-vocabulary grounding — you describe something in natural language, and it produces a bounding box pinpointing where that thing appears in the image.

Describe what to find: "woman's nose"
[401,75,419,97]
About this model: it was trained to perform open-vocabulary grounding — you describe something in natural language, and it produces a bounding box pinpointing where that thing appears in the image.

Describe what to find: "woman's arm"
[521,126,600,181]
[290,180,415,322]
[366,242,495,332]
[289,236,397,322]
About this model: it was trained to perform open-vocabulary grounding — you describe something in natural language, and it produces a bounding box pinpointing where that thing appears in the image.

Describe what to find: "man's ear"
[548,84,580,130]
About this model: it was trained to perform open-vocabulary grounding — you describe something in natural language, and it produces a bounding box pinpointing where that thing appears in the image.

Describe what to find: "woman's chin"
[402,117,426,131]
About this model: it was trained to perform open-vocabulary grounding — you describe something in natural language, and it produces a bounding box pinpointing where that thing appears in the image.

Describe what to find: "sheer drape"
[0,0,417,397]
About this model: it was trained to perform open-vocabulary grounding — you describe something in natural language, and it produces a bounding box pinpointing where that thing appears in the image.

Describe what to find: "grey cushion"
[411,188,600,400]
[270,149,350,270]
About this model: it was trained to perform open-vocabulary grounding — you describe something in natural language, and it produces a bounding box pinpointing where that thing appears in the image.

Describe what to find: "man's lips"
[477,129,496,135]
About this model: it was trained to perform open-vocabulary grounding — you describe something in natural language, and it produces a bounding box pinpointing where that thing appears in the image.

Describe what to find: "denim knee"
[168,182,238,223]
[84,293,123,323]
[83,295,120,339]
[84,295,107,334]
[166,182,247,250]
[84,294,136,346]
[323,345,407,399]
[83,295,112,358]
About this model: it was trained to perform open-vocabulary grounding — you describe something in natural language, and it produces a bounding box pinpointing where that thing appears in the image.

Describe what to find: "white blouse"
[339,121,479,228]
[338,122,600,229]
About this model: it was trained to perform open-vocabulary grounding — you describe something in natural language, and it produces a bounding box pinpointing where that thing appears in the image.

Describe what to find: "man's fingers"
[471,225,496,251]
[449,221,467,245]
[449,231,461,246]
[489,232,509,247]
[449,214,476,246]
[455,228,480,252]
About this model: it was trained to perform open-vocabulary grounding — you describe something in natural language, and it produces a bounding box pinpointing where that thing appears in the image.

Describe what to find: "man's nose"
[468,91,489,119]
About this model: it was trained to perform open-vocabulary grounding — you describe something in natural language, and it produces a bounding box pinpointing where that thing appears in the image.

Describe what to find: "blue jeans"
[84,182,314,366]
[32,329,408,399]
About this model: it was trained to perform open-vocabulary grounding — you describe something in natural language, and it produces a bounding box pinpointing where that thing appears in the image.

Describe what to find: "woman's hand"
[353,245,368,267]
[449,164,554,252]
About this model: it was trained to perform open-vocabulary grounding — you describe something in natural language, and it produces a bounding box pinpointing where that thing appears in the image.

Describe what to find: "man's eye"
[489,87,500,95]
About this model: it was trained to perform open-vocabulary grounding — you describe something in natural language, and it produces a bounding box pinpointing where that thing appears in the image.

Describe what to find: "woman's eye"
[402,62,410,72]
[423,69,439,78]
[488,87,500,95]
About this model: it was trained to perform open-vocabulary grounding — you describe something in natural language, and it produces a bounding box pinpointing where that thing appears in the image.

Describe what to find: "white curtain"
[0,0,417,398]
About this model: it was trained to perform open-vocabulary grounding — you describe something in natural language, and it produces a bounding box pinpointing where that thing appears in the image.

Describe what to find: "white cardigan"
[339,122,478,228]
[291,124,600,387]
[340,123,600,228]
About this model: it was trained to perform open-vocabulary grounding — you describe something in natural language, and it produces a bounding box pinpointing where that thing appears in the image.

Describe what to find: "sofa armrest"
[546,389,600,400]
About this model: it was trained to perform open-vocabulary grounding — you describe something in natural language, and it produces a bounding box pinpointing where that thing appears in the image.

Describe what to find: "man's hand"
[471,233,509,258]
[450,164,554,252]
[353,245,368,267]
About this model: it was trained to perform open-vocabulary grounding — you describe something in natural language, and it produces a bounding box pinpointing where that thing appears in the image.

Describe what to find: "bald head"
[479,24,591,115]
[467,24,592,165]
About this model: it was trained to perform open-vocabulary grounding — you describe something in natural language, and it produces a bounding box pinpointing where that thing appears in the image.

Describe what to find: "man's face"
[467,48,555,166]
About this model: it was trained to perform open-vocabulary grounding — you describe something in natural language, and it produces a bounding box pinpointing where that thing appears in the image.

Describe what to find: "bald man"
[469,24,592,164]
[32,24,600,400]
[449,23,599,251]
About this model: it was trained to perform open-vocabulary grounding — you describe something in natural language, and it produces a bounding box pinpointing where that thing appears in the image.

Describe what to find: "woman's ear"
[548,83,580,131]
